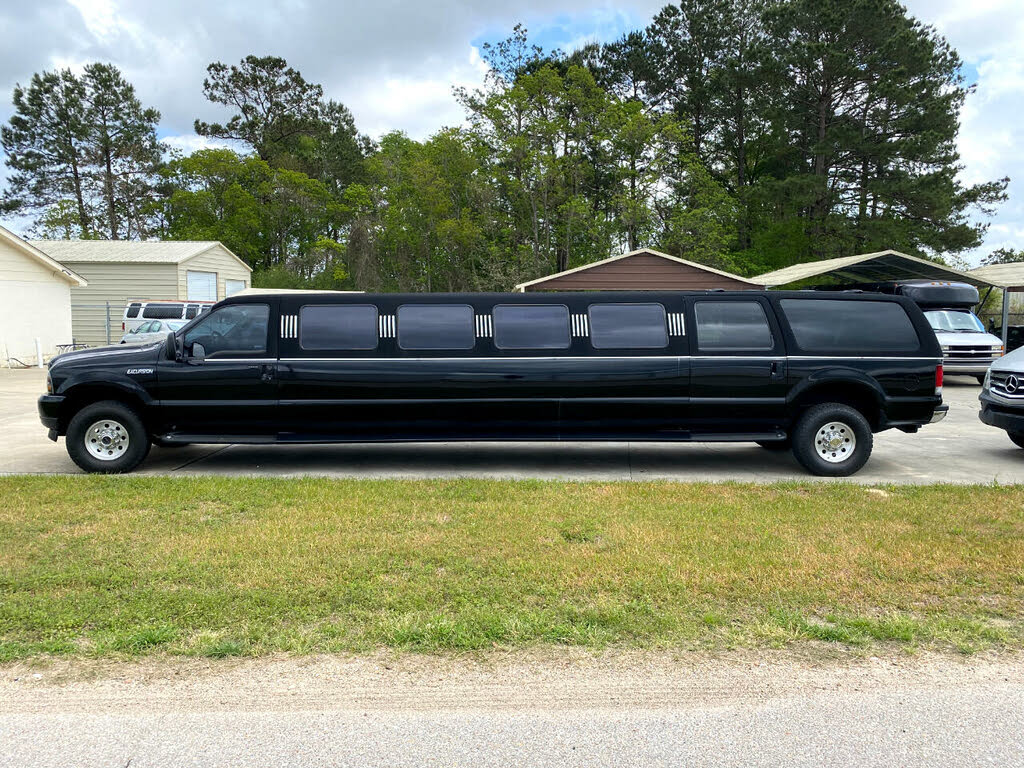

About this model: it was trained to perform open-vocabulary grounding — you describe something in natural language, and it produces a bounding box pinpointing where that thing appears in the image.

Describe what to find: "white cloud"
[904,0,1024,265]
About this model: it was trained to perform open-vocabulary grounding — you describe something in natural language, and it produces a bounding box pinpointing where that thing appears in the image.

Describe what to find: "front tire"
[1008,431,1024,450]
[791,403,873,477]
[66,401,150,474]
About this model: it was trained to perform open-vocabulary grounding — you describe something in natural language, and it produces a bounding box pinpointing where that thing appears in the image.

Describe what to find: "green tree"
[194,55,325,162]
[982,248,1024,266]
[158,147,344,278]
[81,63,162,239]
[1,69,93,233]
[2,63,161,239]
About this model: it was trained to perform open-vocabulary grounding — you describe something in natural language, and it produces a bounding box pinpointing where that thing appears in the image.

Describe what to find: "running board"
[153,431,789,445]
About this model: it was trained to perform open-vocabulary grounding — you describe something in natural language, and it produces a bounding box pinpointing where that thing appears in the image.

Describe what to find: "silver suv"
[979,345,1024,448]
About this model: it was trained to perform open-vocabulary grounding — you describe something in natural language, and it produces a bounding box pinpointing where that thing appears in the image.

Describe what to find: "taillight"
[935,364,943,396]
[122,322,126,331]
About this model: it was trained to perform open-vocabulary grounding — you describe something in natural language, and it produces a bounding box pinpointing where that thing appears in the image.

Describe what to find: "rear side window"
[300,305,378,350]
[694,301,774,351]
[143,303,184,320]
[781,299,920,353]
[588,303,668,349]
[398,304,475,350]
[125,303,141,319]
[493,305,570,350]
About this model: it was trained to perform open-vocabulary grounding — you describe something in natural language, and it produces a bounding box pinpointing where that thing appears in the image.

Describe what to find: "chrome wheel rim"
[815,421,855,464]
[84,419,129,461]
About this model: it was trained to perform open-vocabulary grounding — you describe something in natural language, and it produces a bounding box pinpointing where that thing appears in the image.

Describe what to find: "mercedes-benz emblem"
[1006,375,1019,394]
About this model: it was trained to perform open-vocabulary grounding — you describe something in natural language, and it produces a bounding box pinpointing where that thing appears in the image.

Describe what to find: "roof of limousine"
[218,289,915,303]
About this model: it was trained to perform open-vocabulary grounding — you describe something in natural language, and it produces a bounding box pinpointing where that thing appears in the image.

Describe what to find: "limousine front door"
[155,303,278,437]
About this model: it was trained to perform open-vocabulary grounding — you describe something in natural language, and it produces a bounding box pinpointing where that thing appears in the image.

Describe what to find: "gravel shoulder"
[2,648,1022,714]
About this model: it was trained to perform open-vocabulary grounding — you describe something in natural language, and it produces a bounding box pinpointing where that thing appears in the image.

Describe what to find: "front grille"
[991,370,1024,397]
[945,345,1001,361]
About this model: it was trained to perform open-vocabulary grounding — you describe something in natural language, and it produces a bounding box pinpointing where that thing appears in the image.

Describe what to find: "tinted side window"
[397,304,475,351]
[493,304,570,350]
[588,303,668,349]
[184,304,269,358]
[781,299,920,353]
[300,305,378,350]
[695,301,774,351]
[126,303,141,319]
[143,303,184,320]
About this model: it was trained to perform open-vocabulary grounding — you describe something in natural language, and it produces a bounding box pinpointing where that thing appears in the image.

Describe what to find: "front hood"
[50,342,162,369]
[933,330,1002,347]
[991,346,1024,372]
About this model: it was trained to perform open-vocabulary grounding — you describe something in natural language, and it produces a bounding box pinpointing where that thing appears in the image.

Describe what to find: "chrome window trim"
[277,354,942,362]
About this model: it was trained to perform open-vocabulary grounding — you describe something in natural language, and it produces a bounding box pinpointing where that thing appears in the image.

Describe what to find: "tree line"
[0,0,1014,291]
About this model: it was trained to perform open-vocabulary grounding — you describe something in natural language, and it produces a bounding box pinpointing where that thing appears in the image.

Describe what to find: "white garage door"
[186,270,217,301]
[224,279,246,297]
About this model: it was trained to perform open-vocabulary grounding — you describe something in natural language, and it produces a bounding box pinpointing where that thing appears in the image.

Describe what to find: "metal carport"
[754,249,1007,343]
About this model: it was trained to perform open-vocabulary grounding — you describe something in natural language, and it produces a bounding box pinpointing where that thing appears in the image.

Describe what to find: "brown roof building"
[514,248,763,292]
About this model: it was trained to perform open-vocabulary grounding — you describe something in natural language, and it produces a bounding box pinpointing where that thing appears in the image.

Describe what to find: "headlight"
[993,345,1004,357]
[983,369,992,391]
[941,345,950,352]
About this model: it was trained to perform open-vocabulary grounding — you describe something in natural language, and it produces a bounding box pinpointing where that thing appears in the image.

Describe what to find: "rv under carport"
[967,263,1024,350]
[754,249,1004,341]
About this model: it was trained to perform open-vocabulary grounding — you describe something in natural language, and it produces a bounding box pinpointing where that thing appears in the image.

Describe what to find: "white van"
[122,301,213,335]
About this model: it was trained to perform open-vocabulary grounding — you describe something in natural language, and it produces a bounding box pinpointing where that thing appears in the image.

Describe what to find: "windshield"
[183,303,269,358]
[924,309,985,333]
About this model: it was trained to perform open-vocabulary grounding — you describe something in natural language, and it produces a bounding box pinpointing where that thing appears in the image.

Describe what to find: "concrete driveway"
[3,367,1022,483]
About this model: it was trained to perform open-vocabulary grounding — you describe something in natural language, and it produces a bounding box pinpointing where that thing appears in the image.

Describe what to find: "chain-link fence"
[70,302,122,349]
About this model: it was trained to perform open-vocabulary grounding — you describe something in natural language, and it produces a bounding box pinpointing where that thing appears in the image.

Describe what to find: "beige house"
[30,240,252,347]
[0,224,87,366]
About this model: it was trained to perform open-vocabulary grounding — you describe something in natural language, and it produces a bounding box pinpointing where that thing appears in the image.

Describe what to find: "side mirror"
[165,332,177,361]
[190,342,206,365]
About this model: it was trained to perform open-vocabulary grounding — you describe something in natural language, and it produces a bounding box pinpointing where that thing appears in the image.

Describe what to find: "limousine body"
[39,290,948,476]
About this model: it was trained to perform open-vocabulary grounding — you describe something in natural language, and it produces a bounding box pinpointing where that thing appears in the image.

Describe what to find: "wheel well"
[59,386,148,434]
[790,383,881,430]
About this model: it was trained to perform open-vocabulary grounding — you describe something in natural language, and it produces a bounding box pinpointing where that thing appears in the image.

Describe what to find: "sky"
[0,0,1022,266]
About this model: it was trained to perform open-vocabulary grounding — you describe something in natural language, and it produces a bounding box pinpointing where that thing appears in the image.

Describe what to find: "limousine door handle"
[770,360,786,381]
[260,364,276,383]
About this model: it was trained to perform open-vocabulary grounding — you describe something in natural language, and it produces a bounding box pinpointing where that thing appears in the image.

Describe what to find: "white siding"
[61,262,178,347]
[0,239,74,364]
[176,245,250,301]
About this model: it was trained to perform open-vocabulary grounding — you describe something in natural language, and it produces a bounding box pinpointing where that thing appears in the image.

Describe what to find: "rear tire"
[756,439,791,451]
[977,375,987,385]
[1008,431,1024,450]
[791,403,873,477]
[66,400,150,474]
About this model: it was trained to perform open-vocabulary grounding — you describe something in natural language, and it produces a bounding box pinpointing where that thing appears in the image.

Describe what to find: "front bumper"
[978,392,1024,433]
[38,394,64,435]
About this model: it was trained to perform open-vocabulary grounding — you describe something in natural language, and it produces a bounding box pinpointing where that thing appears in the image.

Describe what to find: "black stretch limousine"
[39,290,948,476]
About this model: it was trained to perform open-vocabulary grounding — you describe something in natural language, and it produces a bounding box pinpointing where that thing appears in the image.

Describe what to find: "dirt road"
[2,650,1022,766]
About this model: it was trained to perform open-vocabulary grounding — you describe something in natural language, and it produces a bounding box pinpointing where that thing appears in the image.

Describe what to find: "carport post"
[105,302,111,346]
[1002,289,1010,349]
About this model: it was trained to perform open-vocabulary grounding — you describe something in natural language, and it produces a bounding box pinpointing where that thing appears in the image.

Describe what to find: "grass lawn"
[1,476,1022,661]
